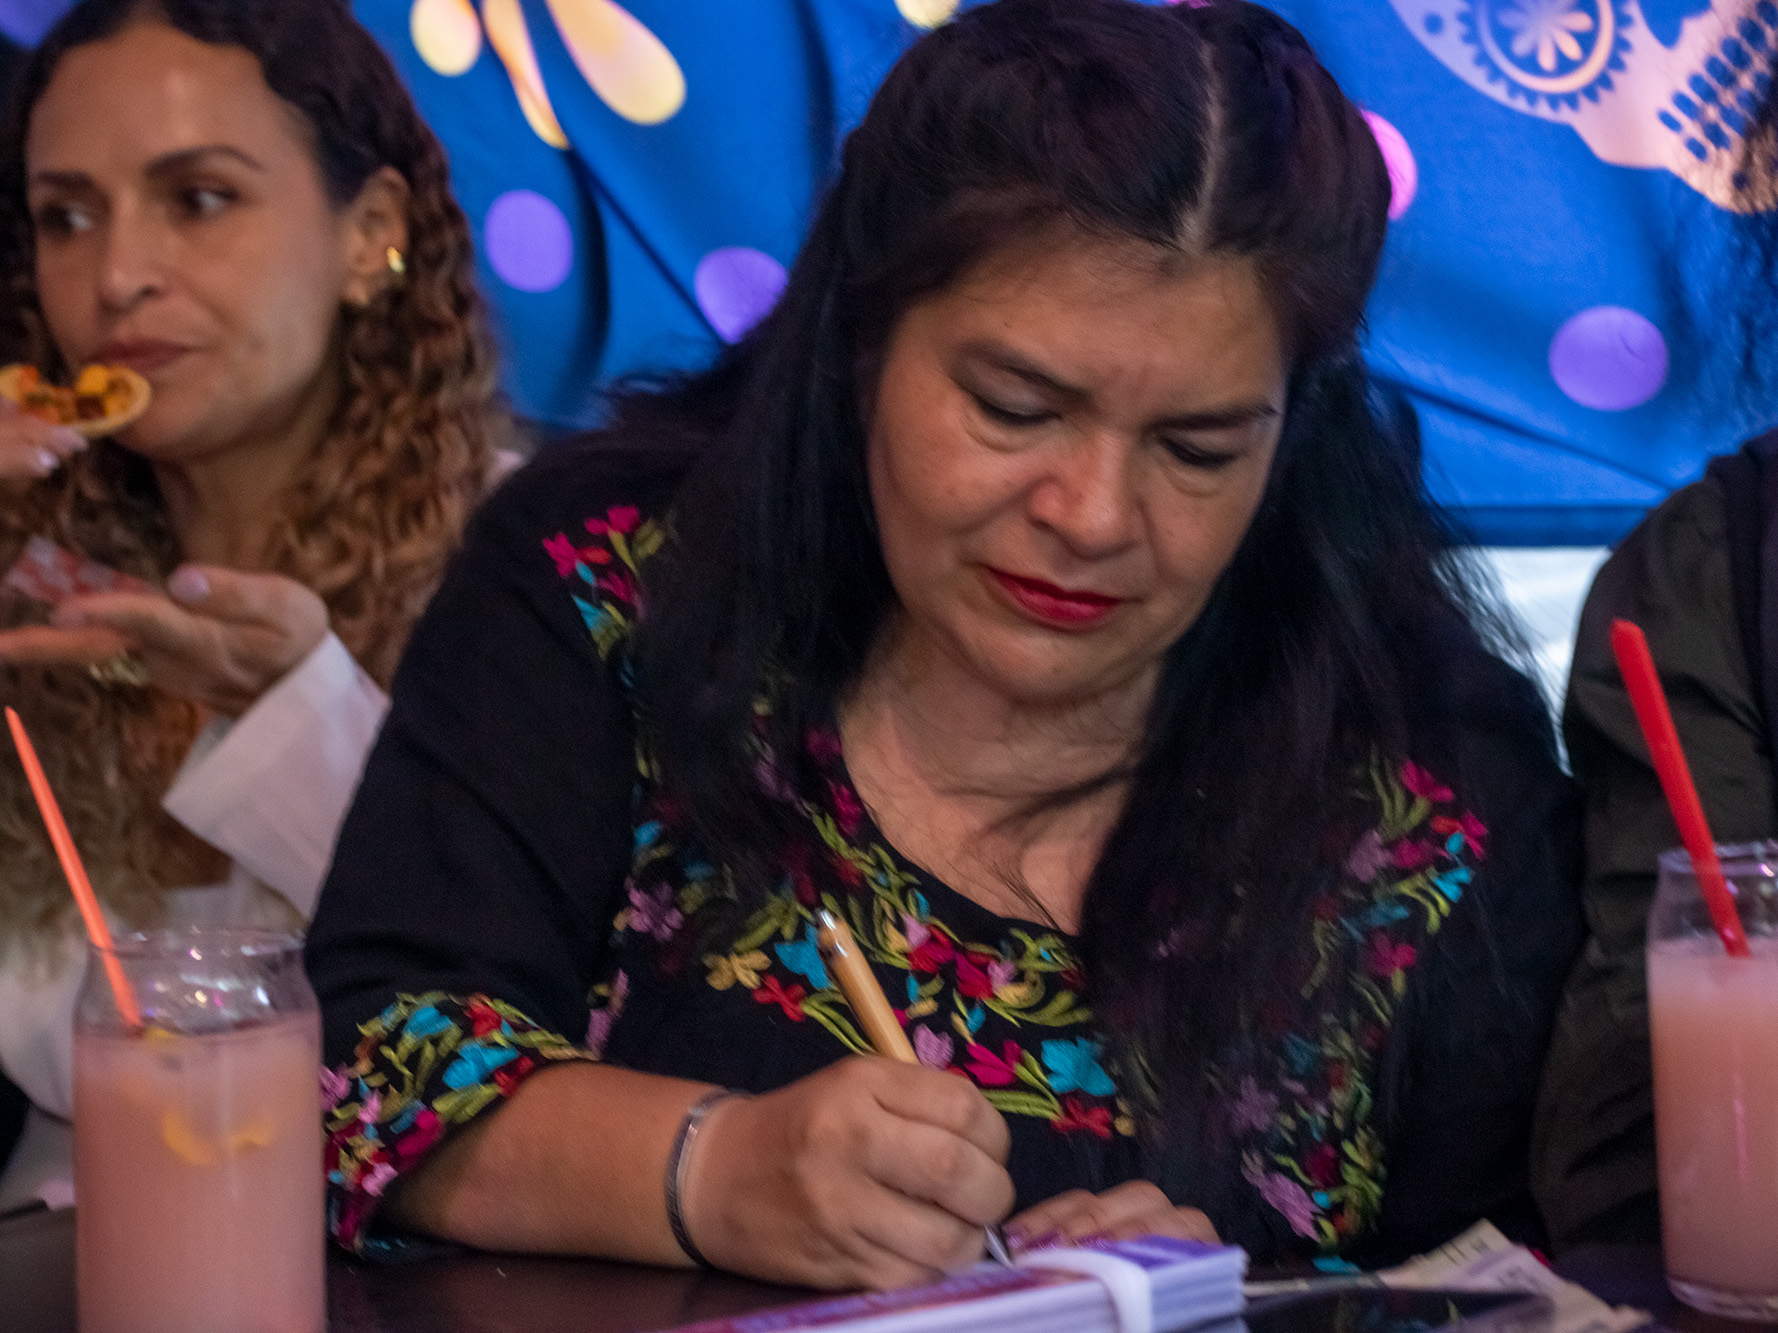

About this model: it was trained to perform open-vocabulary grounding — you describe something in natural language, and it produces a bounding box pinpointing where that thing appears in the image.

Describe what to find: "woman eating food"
[0,0,508,1208]
[308,0,1584,1286]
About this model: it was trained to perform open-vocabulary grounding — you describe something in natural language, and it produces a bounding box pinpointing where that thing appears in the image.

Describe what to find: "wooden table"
[3,1206,1772,1332]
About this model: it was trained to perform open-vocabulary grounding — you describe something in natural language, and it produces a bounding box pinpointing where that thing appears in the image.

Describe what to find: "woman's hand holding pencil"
[656,908,1011,1290]
[809,909,1220,1264]
[667,908,1217,1292]
[815,910,1014,1265]
[680,1055,1016,1290]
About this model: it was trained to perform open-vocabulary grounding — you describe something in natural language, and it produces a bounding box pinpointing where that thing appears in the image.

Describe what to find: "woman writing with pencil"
[308,0,1583,1288]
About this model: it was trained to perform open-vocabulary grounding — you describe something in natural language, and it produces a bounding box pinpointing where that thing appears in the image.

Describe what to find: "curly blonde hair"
[0,0,506,945]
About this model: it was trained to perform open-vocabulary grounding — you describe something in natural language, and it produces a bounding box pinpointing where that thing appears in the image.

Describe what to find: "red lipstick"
[986,568,1123,629]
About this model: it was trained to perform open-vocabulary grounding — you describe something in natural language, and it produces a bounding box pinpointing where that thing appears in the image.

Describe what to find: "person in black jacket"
[1533,434,1778,1247]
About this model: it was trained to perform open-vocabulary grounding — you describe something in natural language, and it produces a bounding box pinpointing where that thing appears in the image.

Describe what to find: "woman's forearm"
[383,1061,717,1263]
[379,1049,1023,1290]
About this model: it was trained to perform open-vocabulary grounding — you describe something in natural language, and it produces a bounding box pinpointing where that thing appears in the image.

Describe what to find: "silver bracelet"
[665,1088,747,1268]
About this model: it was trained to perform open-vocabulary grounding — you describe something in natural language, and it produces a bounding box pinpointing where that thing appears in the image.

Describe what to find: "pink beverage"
[73,930,324,1333]
[1647,844,1778,1321]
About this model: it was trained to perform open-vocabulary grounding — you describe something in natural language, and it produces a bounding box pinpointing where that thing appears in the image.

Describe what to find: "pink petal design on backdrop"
[482,0,571,147]
[543,0,685,125]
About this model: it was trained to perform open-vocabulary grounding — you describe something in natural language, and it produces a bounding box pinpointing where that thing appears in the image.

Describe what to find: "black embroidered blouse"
[306,439,1583,1266]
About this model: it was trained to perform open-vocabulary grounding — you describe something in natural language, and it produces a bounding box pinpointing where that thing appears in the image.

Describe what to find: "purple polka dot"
[1549,307,1669,411]
[1362,110,1417,220]
[695,247,788,343]
[483,190,573,294]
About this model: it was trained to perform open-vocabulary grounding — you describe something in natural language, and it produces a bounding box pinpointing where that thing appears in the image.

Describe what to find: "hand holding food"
[0,393,87,482]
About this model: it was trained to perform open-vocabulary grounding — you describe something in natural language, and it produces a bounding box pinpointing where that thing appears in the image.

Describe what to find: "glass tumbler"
[73,927,325,1333]
[1647,842,1778,1320]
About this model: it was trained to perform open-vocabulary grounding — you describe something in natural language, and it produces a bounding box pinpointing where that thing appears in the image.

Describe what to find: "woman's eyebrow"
[1153,402,1280,431]
[27,168,94,191]
[142,144,268,178]
[957,341,1084,399]
[30,145,268,191]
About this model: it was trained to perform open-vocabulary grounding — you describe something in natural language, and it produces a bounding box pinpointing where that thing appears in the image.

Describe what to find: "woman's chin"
[110,402,216,463]
[953,639,1161,713]
[110,416,181,460]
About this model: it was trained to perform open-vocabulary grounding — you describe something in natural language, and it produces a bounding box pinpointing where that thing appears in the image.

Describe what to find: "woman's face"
[25,22,396,461]
[866,233,1288,711]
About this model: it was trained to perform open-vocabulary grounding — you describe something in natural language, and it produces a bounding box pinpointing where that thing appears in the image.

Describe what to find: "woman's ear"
[339,166,412,307]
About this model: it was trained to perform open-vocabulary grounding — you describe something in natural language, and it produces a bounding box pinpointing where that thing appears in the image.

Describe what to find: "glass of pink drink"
[73,928,324,1333]
[1647,843,1778,1321]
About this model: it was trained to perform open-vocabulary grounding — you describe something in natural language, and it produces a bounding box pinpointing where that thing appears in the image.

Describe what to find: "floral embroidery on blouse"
[322,992,593,1253]
[555,505,1487,1252]
[548,512,1133,1140]
[1226,754,1485,1251]
[317,500,1491,1259]
[543,504,663,661]
[616,738,1132,1137]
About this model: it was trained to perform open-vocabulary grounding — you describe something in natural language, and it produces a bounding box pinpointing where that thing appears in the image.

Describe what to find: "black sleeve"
[1367,633,1586,1263]
[303,442,680,1251]
[305,444,662,1059]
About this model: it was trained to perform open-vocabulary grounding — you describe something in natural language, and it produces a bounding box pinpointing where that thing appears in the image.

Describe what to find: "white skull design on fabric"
[1392,0,1778,211]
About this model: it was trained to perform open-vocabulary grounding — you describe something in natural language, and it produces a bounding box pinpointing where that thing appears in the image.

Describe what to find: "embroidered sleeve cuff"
[323,991,595,1255]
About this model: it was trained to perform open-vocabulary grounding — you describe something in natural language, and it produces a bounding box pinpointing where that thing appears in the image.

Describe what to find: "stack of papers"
[1382,1222,1646,1333]
[1244,1221,1647,1333]
[669,1236,1247,1333]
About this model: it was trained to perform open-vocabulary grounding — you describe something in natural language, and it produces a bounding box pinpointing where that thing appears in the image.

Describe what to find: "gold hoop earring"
[386,246,406,278]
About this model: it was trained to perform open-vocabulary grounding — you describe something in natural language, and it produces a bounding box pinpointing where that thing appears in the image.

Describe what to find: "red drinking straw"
[5,706,144,1024]
[1609,620,1752,958]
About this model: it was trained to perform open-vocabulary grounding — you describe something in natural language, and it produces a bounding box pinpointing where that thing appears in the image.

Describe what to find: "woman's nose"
[1025,430,1141,557]
[95,204,165,312]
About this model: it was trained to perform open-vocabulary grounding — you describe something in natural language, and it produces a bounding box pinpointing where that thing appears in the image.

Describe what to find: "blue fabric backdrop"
[6,0,1776,544]
[1269,0,1778,543]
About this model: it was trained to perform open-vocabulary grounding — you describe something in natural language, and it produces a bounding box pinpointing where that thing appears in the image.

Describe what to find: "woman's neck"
[839,616,1157,930]
[152,374,336,571]
[850,615,1154,799]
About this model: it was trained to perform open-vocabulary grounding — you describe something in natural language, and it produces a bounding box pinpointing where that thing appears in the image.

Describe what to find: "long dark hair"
[626,0,1481,1208]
